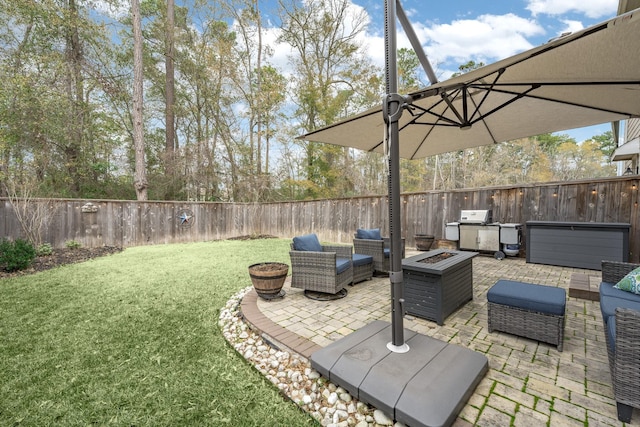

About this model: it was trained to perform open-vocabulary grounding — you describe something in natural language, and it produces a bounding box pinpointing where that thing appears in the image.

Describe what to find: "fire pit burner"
[418,252,457,264]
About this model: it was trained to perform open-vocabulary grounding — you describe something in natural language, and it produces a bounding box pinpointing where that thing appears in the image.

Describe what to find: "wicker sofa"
[599,260,640,423]
[289,233,353,295]
[352,228,405,274]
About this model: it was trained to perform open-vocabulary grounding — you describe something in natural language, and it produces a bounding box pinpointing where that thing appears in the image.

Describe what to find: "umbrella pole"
[384,0,409,353]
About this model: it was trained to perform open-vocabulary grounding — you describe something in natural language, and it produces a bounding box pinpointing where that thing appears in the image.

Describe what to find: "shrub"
[65,240,81,250]
[0,238,37,272]
[36,243,54,256]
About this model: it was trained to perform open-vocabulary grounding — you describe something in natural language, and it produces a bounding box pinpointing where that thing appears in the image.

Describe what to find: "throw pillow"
[292,233,323,252]
[614,267,640,295]
[356,228,382,240]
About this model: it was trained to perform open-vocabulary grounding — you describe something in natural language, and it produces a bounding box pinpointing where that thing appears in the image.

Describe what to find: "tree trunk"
[65,0,84,196]
[165,0,175,155]
[255,0,262,177]
[132,0,147,200]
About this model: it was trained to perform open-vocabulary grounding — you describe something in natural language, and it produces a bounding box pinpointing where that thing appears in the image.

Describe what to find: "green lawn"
[0,239,316,426]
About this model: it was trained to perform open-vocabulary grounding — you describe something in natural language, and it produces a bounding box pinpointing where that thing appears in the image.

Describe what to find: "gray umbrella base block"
[311,320,488,427]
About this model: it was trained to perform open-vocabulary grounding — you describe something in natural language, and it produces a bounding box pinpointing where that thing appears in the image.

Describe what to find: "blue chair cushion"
[383,248,390,258]
[356,228,382,240]
[600,281,640,303]
[353,253,373,267]
[600,282,640,302]
[292,233,322,252]
[606,315,616,353]
[599,295,640,322]
[336,257,351,274]
[487,280,566,316]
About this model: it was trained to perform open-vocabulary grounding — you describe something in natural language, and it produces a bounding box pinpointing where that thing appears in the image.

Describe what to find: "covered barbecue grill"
[445,210,521,259]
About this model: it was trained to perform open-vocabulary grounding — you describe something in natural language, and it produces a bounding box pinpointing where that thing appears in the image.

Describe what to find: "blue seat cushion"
[383,248,390,258]
[356,228,382,240]
[600,281,640,303]
[487,280,566,316]
[292,233,322,252]
[599,295,640,322]
[336,257,351,274]
[353,253,373,267]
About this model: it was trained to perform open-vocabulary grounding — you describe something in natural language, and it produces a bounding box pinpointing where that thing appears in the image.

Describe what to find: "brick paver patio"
[242,253,639,426]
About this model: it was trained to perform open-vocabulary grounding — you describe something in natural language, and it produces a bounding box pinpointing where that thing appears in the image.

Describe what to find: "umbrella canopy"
[300,8,640,159]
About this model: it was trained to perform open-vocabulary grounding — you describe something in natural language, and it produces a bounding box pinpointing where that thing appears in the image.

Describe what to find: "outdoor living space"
[243,252,639,426]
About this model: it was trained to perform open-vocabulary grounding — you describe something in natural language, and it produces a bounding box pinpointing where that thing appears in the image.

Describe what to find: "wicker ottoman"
[352,254,374,284]
[487,280,566,351]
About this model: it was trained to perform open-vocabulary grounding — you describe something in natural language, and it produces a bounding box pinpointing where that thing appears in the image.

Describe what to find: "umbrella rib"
[408,84,540,127]
[409,87,467,126]
[468,69,505,123]
[295,108,382,139]
[467,84,541,125]
[409,123,437,160]
[481,85,640,117]
[470,80,640,88]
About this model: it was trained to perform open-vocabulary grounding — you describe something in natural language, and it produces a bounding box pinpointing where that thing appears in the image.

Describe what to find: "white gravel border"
[218,287,405,427]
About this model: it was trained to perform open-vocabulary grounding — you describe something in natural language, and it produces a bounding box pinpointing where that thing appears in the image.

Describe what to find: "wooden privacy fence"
[1,177,638,262]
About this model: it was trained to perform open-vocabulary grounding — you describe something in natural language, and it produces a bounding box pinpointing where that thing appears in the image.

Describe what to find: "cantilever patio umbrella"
[300,2,640,351]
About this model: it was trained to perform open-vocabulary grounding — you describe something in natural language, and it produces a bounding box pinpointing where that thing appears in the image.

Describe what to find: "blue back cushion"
[599,295,640,321]
[356,228,382,240]
[292,233,322,252]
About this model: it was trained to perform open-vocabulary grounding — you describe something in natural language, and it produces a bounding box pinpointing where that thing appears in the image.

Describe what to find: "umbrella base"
[310,320,488,427]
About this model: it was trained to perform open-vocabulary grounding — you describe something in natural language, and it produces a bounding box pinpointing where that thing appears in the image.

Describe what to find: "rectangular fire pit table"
[401,249,478,325]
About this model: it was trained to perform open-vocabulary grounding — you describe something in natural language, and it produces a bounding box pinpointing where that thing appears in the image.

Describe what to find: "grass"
[0,239,316,426]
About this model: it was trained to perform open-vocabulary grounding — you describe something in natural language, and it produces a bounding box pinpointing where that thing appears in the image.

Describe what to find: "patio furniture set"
[289,229,404,296]
[288,232,640,423]
[484,261,640,422]
[598,260,640,423]
[485,260,640,422]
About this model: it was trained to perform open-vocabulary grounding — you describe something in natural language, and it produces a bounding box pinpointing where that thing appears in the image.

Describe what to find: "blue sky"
[94,0,622,142]
[261,0,621,142]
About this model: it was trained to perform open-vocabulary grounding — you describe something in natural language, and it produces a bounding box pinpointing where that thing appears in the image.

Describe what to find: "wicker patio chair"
[600,260,640,423]
[352,228,405,274]
[289,234,353,294]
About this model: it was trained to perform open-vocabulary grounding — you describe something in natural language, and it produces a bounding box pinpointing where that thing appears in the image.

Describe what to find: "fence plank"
[1,177,638,262]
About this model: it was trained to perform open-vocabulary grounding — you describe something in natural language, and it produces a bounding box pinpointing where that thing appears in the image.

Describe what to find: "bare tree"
[3,179,56,247]
[165,0,176,155]
[132,0,148,200]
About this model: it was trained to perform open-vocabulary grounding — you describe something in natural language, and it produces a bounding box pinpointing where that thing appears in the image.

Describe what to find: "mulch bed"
[227,234,278,241]
[0,246,123,279]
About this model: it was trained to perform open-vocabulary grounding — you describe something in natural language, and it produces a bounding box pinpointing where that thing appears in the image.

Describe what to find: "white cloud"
[88,0,129,20]
[416,14,545,69]
[255,26,296,78]
[558,19,587,35]
[526,0,617,18]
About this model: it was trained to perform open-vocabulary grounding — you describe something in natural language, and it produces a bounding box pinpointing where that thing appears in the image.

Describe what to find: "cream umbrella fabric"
[300,9,640,159]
